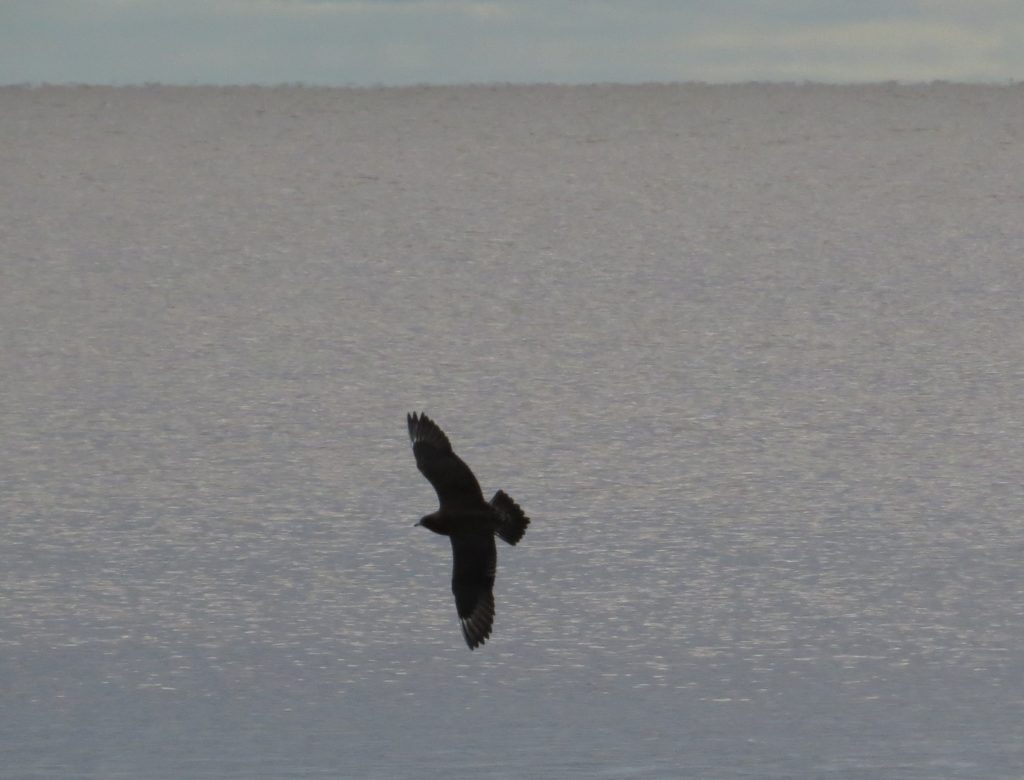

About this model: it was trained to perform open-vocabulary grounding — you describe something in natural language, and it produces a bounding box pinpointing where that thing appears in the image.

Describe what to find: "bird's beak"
[413,519,422,527]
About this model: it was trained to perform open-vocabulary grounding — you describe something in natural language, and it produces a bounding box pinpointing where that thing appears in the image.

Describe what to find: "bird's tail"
[491,490,530,546]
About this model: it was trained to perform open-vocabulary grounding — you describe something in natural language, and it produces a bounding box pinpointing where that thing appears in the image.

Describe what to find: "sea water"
[2,83,1023,778]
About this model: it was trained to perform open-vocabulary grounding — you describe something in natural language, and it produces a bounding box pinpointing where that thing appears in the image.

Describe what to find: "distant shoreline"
[3,80,1022,91]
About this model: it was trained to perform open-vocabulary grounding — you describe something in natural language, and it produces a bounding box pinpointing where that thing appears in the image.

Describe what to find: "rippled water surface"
[2,84,1024,778]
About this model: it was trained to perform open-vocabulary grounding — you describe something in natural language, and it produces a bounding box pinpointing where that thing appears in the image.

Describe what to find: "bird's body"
[407,412,529,649]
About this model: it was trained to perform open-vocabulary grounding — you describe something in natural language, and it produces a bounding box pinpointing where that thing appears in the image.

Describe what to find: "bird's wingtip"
[407,411,452,451]
[407,411,424,440]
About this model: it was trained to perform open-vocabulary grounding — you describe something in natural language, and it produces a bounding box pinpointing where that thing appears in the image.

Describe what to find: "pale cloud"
[700,21,1001,55]
[691,19,1011,82]
[222,0,514,18]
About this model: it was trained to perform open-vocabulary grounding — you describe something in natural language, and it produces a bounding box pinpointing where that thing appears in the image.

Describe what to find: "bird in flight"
[407,412,530,649]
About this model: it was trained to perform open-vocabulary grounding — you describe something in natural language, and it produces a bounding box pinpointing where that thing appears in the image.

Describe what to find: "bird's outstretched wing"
[408,412,484,509]
[450,532,497,649]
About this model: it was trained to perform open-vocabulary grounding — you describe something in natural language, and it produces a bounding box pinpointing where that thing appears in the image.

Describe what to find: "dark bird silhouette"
[407,412,529,649]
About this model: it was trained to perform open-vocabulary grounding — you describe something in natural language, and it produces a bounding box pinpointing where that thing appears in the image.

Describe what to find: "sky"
[3,0,1024,86]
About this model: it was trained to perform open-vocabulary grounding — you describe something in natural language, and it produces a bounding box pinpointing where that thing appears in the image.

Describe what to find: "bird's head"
[414,512,446,536]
